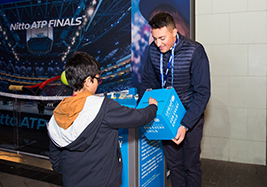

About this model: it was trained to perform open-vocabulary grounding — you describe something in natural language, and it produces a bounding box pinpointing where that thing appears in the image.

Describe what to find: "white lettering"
[24,23,30,29]
[10,23,17,30]
[9,17,82,31]
[75,17,82,26]
[48,19,55,27]
[64,18,70,26]
[31,21,37,29]
[37,21,42,28]
[57,19,64,27]
[41,20,47,28]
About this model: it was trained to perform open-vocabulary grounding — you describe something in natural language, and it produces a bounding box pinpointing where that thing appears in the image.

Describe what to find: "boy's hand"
[149,97,157,106]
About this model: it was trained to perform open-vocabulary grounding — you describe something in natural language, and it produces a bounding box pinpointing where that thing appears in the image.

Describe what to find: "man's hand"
[172,126,187,145]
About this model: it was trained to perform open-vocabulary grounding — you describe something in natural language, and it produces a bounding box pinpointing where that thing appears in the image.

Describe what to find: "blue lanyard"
[160,35,178,88]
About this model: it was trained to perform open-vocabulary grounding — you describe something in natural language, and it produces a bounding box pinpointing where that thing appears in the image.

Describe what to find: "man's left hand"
[172,126,187,145]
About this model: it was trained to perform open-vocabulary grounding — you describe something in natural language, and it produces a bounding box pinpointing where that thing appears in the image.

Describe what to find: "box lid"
[137,88,174,115]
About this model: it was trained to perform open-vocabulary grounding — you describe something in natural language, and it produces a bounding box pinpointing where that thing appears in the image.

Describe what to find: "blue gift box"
[137,87,186,140]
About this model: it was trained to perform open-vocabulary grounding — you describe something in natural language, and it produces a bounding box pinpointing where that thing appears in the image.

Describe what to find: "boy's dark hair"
[65,51,101,91]
[149,12,176,30]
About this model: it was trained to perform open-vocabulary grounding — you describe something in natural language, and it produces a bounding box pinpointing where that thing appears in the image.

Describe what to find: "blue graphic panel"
[117,100,136,187]
[139,130,165,187]
[118,128,129,187]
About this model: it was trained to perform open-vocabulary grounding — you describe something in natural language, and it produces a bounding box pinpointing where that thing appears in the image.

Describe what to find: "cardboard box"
[137,87,186,140]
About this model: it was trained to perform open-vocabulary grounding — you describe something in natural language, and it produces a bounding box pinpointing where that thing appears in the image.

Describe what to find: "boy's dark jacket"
[47,92,157,187]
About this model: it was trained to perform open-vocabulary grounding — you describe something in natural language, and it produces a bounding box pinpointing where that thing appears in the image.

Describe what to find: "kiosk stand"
[110,89,171,187]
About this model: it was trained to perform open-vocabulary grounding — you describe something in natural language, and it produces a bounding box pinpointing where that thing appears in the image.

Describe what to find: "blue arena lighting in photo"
[0,0,28,5]
[0,0,131,94]
[0,0,132,158]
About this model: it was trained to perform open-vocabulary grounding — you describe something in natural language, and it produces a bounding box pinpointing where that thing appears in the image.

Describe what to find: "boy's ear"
[84,77,92,87]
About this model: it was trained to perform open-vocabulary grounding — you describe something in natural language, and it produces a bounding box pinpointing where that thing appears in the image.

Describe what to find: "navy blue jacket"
[139,33,210,129]
[48,95,157,187]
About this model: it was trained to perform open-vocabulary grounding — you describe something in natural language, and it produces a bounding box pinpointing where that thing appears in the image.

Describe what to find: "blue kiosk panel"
[113,91,166,187]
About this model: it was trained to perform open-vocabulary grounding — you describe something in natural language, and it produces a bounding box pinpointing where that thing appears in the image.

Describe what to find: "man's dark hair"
[149,12,176,30]
[65,51,101,91]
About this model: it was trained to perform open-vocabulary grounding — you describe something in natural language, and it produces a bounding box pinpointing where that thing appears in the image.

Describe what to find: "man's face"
[151,26,177,53]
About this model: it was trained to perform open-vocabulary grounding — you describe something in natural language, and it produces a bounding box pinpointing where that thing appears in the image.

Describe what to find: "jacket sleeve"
[181,44,211,129]
[138,48,160,103]
[103,98,157,129]
[49,140,62,173]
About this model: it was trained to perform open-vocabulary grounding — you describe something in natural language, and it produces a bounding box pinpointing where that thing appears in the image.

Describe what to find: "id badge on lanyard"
[160,35,178,88]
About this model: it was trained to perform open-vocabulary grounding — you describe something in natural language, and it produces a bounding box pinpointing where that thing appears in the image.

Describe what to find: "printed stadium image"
[0,0,132,156]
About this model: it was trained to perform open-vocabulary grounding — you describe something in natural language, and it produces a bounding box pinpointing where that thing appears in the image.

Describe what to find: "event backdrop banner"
[0,0,132,97]
[0,0,132,161]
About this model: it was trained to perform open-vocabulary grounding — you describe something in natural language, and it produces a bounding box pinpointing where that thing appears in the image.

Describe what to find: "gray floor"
[0,172,61,187]
[201,159,267,187]
[0,157,267,187]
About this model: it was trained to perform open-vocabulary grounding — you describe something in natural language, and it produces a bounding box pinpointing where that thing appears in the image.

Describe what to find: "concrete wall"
[196,0,267,165]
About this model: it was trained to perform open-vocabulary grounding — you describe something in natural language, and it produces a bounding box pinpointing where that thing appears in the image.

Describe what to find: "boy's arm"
[103,98,157,129]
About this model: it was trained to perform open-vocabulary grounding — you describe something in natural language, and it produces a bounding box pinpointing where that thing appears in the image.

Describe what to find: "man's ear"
[173,28,178,37]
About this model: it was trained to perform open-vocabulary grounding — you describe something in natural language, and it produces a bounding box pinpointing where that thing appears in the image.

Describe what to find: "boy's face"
[89,74,100,94]
[151,26,177,53]
[84,74,100,95]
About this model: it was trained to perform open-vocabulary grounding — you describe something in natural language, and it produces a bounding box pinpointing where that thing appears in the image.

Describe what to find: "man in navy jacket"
[139,12,210,187]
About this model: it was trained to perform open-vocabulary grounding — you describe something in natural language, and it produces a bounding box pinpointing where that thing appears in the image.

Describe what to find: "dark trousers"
[162,118,204,187]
